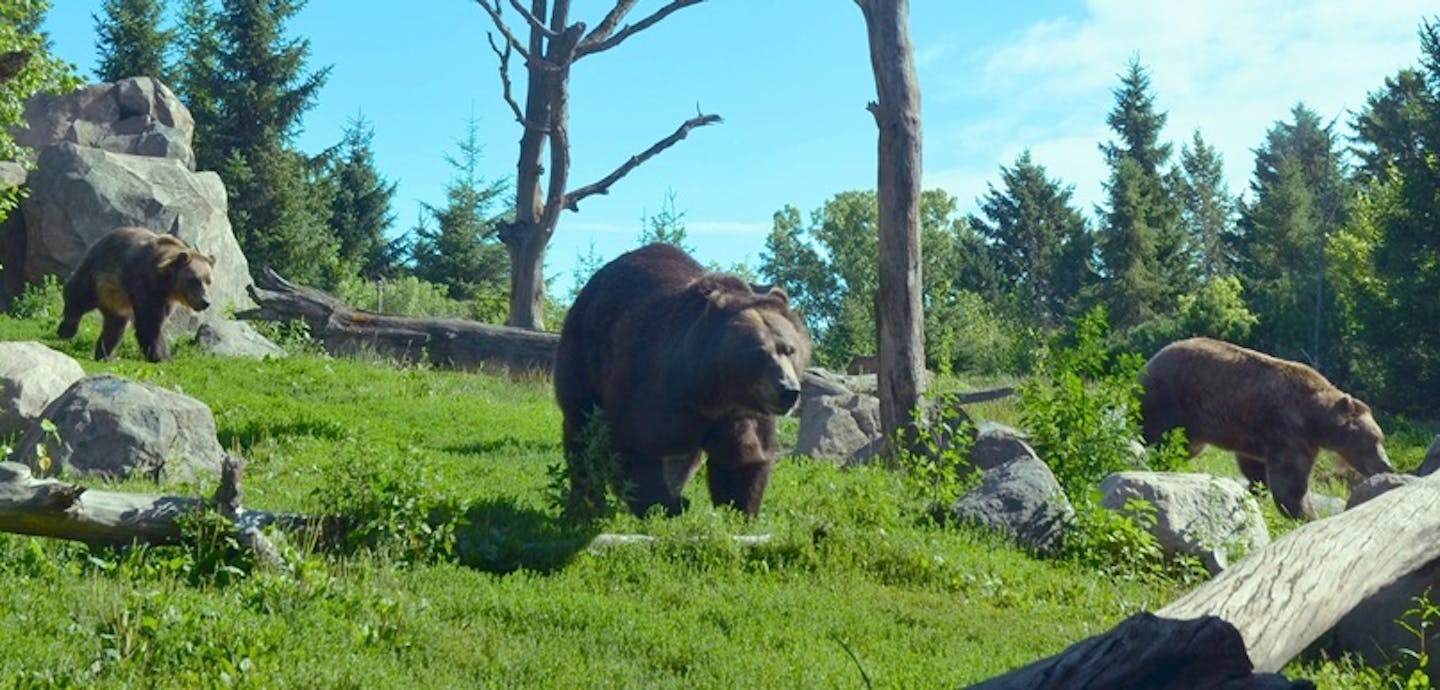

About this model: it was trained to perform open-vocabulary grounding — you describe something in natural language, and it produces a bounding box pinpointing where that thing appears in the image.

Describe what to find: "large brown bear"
[555,243,811,518]
[1139,337,1392,519]
[57,227,215,362]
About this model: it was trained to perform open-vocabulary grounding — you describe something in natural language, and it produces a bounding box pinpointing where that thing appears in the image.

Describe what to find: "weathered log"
[238,268,559,372]
[586,533,772,552]
[1158,470,1440,672]
[0,458,315,555]
[968,612,1312,689]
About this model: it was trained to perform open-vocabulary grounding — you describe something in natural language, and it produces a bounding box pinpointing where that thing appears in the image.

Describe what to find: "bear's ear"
[705,286,739,311]
[765,286,790,306]
[1333,395,1369,419]
[158,252,190,273]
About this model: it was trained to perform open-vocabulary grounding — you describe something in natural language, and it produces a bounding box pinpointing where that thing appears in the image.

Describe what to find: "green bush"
[7,274,64,320]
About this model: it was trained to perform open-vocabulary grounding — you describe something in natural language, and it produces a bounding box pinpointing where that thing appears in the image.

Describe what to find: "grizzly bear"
[554,243,811,518]
[57,226,215,363]
[1139,337,1392,519]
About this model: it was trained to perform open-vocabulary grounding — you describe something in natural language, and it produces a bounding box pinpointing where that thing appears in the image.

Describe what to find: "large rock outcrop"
[0,341,85,437]
[10,77,195,170]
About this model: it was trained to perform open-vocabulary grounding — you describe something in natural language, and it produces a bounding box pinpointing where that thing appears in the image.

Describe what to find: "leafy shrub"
[928,290,1036,376]
[895,394,978,515]
[7,274,63,320]
[547,409,632,521]
[1059,495,1206,583]
[310,460,465,565]
[333,273,510,323]
[1017,307,1146,497]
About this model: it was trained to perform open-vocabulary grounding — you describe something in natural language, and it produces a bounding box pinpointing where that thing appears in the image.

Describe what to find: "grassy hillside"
[0,311,1416,688]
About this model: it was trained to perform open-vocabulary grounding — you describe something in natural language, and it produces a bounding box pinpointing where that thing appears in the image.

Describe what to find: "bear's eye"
[776,343,795,357]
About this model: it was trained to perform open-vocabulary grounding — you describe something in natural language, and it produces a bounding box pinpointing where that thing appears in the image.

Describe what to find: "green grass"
[0,310,1421,688]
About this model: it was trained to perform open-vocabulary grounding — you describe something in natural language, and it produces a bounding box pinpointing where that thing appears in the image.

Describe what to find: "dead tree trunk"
[0,458,324,567]
[239,268,559,372]
[477,0,722,330]
[856,0,925,452]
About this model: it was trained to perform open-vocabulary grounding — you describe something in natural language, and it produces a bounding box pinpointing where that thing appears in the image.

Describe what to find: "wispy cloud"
[686,220,770,236]
[925,0,1434,212]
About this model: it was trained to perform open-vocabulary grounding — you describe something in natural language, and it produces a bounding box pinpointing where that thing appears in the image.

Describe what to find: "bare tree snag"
[239,268,559,372]
[0,458,314,564]
[476,0,721,330]
[856,0,925,452]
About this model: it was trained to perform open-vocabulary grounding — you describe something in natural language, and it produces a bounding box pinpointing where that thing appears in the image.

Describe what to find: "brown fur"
[1140,337,1392,519]
[554,243,811,518]
[57,227,215,362]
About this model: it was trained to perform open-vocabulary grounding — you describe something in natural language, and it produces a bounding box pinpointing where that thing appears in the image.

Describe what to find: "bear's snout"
[193,297,211,311]
[777,381,801,412]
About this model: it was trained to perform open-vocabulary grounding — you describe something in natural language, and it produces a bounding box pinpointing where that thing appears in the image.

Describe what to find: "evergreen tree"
[1094,58,1189,329]
[209,0,335,285]
[1177,130,1236,280]
[172,0,223,168]
[323,113,399,279]
[410,117,509,312]
[1342,17,1440,412]
[637,189,691,253]
[1235,104,1349,365]
[970,150,1093,328]
[92,0,172,83]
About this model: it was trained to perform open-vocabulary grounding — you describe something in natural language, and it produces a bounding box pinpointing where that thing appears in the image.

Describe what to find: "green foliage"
[321,113,401,280]
[6,273,63,319]
[409,114,509,307]
[1235,103,1350,363]
[0,0,80,219]
[928,289,1035,376]
[1059,497,1206,584]
[1095,58,1191,330]
[1177,129,1238,280]
[970,149,1095,329]
[310,459,464,566]
[1017,307,1146,497]
[1352,591,1440,689]
[92,0,173,83]
[548,410,632,522]
[637,189,692,252]
[1116,274,1258,355]
[758,188,992,371]
[895,395,977,513]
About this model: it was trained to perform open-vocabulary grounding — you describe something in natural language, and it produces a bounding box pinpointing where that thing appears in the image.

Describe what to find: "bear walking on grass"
[554,243,811,518]
[57,226,215,363]
[1139,337,1392,519]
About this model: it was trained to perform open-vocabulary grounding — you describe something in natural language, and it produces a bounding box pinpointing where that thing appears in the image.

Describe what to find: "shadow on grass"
[442,436,562,457]
[219,417,350,451]
[454,499,597,574]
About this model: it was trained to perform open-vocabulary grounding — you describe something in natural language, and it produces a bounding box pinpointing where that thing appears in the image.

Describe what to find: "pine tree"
[970,150,1093,328]
[410,116,509,311]
[92,0,172,83]
[637,189,691,253]
[209,0,335,285]
[1095,58,1188,329]
[324,113,399,279]
[1236,104,1348,364]
[1177,130,1236,280]
[172,0,223,168]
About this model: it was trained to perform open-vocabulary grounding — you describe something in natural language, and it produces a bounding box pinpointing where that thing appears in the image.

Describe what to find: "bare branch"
[562,112,722,211]
[577,0,705,57]
[474,0,534,62]
[579,0,638,49]
[487,33,549,132]
[506,0,560,38]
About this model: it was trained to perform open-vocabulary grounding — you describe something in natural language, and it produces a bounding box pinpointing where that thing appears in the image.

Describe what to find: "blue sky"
[41,1,1437,293]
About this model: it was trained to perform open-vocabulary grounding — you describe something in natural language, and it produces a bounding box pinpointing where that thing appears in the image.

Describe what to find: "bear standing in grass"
[555,243,811,518]
[1140,337,1392,519]
[58,226,215,362]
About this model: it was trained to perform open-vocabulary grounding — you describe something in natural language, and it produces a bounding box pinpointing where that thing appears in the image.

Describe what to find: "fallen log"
[0,457,322,568]
[238,268,559,372]
[975,471,1440,686]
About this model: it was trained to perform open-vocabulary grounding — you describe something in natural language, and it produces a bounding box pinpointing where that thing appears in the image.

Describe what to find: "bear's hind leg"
[1236,454,1268,487]
[622,456,690,517]
[58,276,97,340]
[703,417,777,518]
[95,313,128,360]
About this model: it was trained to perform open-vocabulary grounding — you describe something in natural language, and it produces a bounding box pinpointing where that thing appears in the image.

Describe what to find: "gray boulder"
[1327,558,1440,679]
[1099,472,1270,573]
[20,143,253,328]
[0,342,85,437]
[1418,435,1440,477]
[194,319,286,359]
[10,373,224,482]
[11,77,195,169]
[0,160,24,188]
[1345,472,1418,510]
[969,421,1035,472]
[951,456,1073,555]
[795,392,882,465]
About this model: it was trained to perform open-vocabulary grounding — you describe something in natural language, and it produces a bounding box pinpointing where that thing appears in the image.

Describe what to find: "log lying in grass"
[238,268,559,372]
[586,533,773,552]
[976,471,1440,687]
[0,457,323,570]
